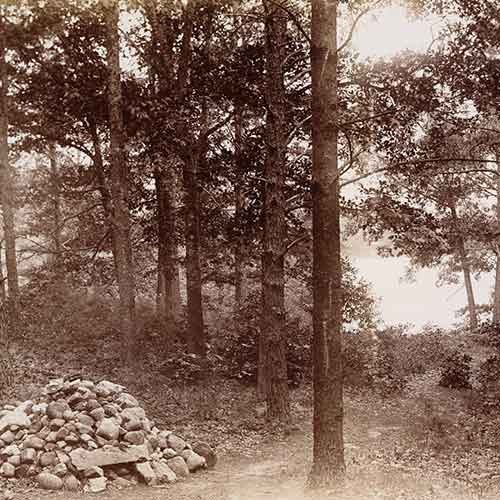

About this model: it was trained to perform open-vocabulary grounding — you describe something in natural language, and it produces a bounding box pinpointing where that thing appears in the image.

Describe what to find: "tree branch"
[337,0,384,54]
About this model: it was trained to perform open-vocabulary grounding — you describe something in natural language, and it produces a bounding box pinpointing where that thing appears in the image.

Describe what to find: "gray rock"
[116,393,138,408]
[95,381,124,398]
[192,442,217,469]
[0,463,16,478]
[69,444,150,470]
[63,409,74,421]
[65,432,80,444]
[76,414,95,428]
[0,430,15,444]
[37,472,64,490]
[55,450,70,465]
[24,435,45,449]
[39,451,57,467]
[83,466,104,478]
[55,427,69,440]
[0,409,30,433]
[46,401,70,420]
[46,431,58,443]
[167,433,187,453]
[163,448,177,459]
[87,399,101,411]
[90,408,105,421]
[102,404,119,417]
[181,449,206,471]
[96,419,119,441]
[151,460,177,483]
[111,477,132,489]
[135,462,156,484]
[76,423,93,435]
[122,407,145,421]
[166,456,190,478]
[64,474,81,491]
[53,463,68,477]
[31,403,47,414]
[88,476,107,493]
[3,444,20,456]
[20,447,36,464]
[7,455,21,467]
[49,418,65,430]
[123,431,144,445]
[123,417,142,432]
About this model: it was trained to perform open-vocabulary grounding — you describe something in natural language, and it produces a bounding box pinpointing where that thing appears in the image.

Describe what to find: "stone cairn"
[0,377,216,493]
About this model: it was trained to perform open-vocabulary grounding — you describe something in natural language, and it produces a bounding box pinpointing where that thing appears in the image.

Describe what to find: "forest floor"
[5,366,500,500]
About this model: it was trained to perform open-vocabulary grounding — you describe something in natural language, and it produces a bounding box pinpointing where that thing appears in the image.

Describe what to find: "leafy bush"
[475,355,500,412]
[475,321,500,351]
[439,351,472,389]
[217,291,311,386]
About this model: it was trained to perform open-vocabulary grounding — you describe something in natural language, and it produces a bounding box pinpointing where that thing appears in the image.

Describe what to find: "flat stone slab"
[69,444,150,470]
[0,410,30,434]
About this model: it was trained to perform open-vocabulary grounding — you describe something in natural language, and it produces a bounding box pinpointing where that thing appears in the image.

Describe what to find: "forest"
[0,0,499,498]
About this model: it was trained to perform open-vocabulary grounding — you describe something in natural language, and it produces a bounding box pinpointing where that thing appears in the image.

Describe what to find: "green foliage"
[439,351,472,389]
[217,291,311,386]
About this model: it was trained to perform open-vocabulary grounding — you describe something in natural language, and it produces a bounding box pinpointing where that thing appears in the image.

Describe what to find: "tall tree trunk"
[457,243,478,329]
[48,144,62,273]
[105,0,136,360]
[309,0,345,488]
[494,149,500,323]
[450,205,478,329]
[183,147,205,356]
[233,105,247,313]
[258,1,290,422]
[0,15,19,307]
[155,166,181,335]
[0,237,5,301]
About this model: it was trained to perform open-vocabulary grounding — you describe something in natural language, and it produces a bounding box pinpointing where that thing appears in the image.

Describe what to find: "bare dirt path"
[5,377,500,500]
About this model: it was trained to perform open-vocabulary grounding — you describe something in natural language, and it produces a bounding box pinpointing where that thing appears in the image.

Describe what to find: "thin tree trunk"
[0,237,5,301]
[494,149,500,323]
[450,205,478,329]
[48,144,62,272]
[258,0,290,422]
[155,166,181,335]
[183,147,205,356]
[308,0,345,488]
[0,15,19,307]
[105,0,136,360]
[233,105,247,312]
[458,243,478,329]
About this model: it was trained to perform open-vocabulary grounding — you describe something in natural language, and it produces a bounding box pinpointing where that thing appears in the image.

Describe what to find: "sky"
[352,4,441,59]
[346,237,492,331]
[345,5,492,330]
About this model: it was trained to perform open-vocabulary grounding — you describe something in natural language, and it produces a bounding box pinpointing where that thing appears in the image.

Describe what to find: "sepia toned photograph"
[0,0,498,498]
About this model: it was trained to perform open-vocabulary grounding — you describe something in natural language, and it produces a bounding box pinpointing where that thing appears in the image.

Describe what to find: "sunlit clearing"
[352,4,438,59]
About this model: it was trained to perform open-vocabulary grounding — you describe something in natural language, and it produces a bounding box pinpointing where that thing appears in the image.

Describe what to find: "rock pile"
[0,377,216,493]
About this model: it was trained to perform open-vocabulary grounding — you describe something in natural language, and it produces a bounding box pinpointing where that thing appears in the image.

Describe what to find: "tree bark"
[494,149,500,323]
[48,143,62,273]
[308,0,345,488]
[458,243,478,330]
[183,146,206,356]
[154,166,181,335]
[258,0,290,422]
[233,105,247,313]
[105,0,136,360]
[0,14,19,306]
[450,205,477,329]
[0,237,5,302]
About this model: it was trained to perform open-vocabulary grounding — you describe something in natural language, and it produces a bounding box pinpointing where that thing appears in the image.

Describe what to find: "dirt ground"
[3,372,500,500]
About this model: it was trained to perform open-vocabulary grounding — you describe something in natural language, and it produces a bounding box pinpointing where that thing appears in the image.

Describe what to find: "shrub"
[216,291,312,386]
[475,321,500,351]
[439,350,472,389]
